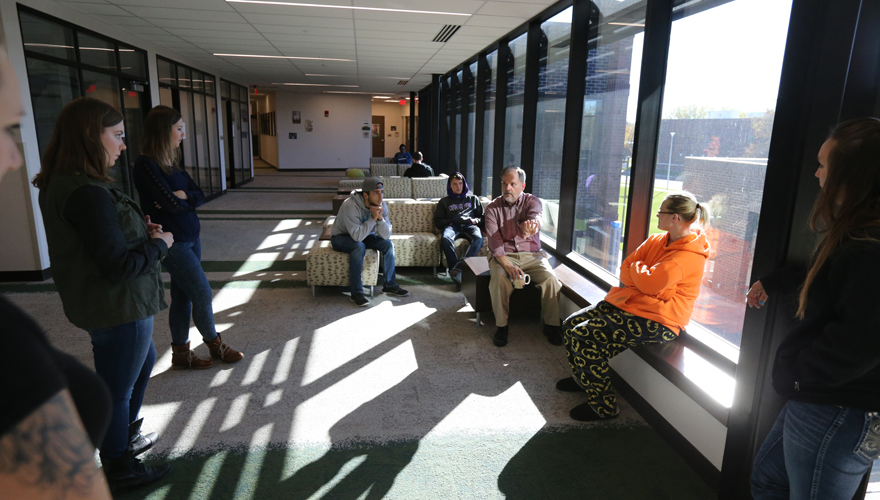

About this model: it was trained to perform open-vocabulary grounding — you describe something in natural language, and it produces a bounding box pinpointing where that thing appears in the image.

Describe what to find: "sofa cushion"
[370,164,398,177]
[339,179,364,192]
[378,176,412,199]
[390,233,441,267]
[307,241,379,287]
[370,157,394,164]
[387,199,437,234]
[411,176,448,199]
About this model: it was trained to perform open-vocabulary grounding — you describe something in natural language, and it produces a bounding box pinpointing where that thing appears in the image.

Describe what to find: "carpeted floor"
[4,169,717,499]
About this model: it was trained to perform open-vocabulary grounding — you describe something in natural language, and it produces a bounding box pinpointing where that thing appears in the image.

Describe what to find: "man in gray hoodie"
[331,177,409,306]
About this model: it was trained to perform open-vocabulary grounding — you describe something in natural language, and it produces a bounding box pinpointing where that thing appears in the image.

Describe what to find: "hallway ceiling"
[57,0,562,96]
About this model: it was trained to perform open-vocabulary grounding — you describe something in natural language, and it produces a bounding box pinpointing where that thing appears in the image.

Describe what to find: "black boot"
[101,451,172,495]
[129,418,157,456]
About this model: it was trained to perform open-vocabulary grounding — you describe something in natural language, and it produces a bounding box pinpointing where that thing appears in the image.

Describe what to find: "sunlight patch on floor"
[233,423,274,500]
[233,253,281,277]
[170,397,217,459]
[301,301,435,385]
[257,233,293,251]
[305,455,368,500]
[283,340,419,480]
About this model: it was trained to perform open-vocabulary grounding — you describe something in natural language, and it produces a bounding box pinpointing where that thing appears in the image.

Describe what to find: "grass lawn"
[616,178,674,237]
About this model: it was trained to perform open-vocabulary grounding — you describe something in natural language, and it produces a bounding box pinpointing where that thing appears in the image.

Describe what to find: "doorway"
[372,115,385,157]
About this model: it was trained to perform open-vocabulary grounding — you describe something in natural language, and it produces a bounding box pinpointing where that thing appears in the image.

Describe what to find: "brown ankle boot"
[170,342,214,369]
[205,335,244,363]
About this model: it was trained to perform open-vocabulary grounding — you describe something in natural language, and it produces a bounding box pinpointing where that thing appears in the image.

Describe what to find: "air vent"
[398,80,409,85]
[433,24,461,43]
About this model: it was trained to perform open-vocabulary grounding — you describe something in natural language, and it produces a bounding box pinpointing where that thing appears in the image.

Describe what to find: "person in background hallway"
[0,46,114,500]
[403,151,434,178]
[434,172,483,288]
[484,167,563,347]
[558,191,710,421]
[133,105,244,370]
[394,143,412,164]
[33,97,173,494]
[750,117,880,499]
[331,177,409,306]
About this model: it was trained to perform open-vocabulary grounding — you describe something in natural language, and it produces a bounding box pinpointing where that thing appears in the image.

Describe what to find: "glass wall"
[482,51,497,197]
[454,70,462,173]
[652,0,792,348]
[532,7,573,243]
[157,56,222,197]
[19,8,150,197]
[221,79,253,188]
[503,34,528,170]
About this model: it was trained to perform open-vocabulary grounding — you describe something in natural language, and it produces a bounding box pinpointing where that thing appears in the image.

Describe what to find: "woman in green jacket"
[33,97,173,495]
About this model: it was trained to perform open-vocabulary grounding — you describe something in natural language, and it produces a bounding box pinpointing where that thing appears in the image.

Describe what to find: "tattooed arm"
[0,390,112,500]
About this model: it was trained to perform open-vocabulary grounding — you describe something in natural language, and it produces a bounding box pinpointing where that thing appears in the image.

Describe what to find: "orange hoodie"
[605,230,711,334]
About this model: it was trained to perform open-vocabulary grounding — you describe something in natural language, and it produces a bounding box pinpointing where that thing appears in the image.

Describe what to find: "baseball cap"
[361,177,384,193]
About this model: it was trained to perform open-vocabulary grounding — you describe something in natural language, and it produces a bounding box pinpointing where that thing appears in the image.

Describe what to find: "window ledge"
[552,260,732,426]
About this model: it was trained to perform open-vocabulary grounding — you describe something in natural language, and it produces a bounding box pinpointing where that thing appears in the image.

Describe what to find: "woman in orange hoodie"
[558,191,711,421]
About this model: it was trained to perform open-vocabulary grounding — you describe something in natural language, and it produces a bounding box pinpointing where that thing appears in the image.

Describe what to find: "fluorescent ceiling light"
[272,83,358,87]
[214,53,355,62]
[324,91,377,94]
[226,0,471,16]
[384,100,399,102]
[372,96,391,99]
[305,74,353,77]
[608,22,645,27]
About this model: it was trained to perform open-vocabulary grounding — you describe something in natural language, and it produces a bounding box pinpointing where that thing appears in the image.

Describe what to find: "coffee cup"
[512,273,531,289]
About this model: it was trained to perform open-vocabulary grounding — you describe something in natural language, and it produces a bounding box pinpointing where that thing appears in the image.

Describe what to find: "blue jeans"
[440,224,483,270]
[330,234,397,294]
[751,400,880,499]
[163,238,219,346]
[88,317,156,458]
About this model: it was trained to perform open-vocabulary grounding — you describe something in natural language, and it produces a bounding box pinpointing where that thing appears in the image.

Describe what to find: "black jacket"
[403,162,434,178]
[764,228,880,411]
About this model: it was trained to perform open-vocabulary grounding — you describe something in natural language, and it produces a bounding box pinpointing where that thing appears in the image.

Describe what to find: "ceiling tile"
[226,3,353,18]
[93,14,154,26]
[111,0,236,10]
[464,15,523,28]
[476,2,546,17]
[68,3,132,15]
[144,19,256,31]
[245,15,353,29]
[124,7,246,22]
[166,29,264,40]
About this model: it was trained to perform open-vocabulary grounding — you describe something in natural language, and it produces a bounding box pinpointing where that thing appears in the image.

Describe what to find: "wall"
[274,92,371,170]
[371,100,412,158]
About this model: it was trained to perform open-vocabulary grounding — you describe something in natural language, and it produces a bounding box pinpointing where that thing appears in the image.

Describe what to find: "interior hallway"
[1,169,715,499]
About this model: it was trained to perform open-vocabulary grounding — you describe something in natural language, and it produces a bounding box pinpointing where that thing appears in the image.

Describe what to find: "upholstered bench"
[307,241,380,297]
[370,163,400,177]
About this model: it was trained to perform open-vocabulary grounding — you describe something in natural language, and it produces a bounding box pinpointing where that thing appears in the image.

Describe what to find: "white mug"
[512,273,531,289]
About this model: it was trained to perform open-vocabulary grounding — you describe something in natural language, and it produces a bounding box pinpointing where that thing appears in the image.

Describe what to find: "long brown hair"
[32,97,123,189]
[141,105,181,174]
[797,117,880,318]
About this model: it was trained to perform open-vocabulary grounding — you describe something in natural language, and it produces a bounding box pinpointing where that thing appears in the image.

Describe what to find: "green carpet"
[119,427,714,500]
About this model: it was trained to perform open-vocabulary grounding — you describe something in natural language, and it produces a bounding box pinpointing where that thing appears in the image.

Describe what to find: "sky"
[625,0,794,123]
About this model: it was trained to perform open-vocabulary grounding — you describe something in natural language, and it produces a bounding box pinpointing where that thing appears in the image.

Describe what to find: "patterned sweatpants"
[562,301,677,418]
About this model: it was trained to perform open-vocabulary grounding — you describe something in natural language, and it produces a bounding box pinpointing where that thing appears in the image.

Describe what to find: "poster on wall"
[372,124,380,138]
[292,111,301,124]
[305,119,313,132]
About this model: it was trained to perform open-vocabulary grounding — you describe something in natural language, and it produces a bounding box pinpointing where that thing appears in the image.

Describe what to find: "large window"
[19,8,150,197]
[158,56,222,197]
[482,51,497,198]
[533,7,573,243]
[503,34,528,170]
[651,0,791,348]
[454,70,462,173]
[572,3,646,277]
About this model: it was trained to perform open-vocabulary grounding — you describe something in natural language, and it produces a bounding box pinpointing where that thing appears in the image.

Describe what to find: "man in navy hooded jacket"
[434,172,484,286]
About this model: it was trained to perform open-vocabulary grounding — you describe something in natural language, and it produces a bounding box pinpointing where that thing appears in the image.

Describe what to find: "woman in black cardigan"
[133,105,243,370]
[749,117,880,499]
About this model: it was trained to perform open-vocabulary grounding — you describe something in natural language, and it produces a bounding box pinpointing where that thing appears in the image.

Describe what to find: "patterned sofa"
[307,241,380,297]
[338,175,448,199]
[370,157,394,164]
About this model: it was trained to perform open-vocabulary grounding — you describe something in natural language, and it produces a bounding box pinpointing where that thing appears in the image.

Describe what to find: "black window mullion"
[622,0,674,258]
[430,73,441,169]
[473,52,487,197]
[409,90,416,151]
[520,21,542,191]
[459,64,471,173]
[492,38,511,198]
[555,0,594,256]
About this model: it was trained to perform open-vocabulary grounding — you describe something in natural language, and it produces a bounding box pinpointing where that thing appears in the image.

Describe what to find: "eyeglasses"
[656,211,675,215]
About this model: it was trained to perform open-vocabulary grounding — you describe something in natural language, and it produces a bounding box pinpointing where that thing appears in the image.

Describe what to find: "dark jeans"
[88,316,156,458]
[752,400,880,499]
[330,233,397,294]
[163,238,219,346]
[440,224,483,270]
